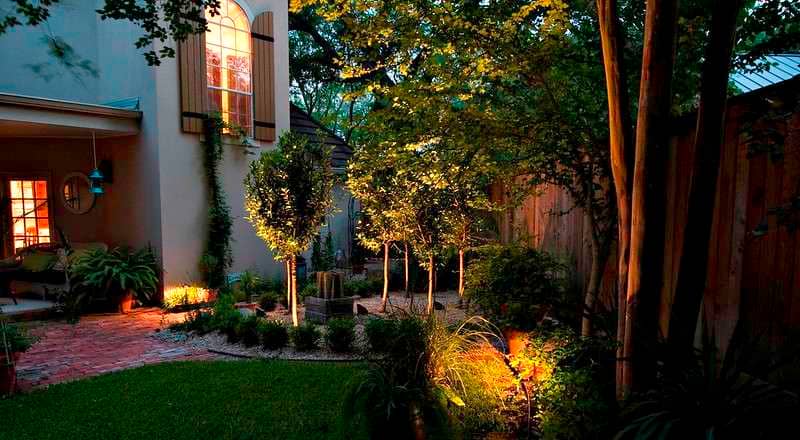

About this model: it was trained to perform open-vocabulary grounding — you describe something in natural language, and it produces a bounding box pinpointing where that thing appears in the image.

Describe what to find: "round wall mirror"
[61,172,96,215]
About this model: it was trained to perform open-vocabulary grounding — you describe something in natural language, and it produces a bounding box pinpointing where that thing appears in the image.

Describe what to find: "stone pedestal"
[304,295,356,323]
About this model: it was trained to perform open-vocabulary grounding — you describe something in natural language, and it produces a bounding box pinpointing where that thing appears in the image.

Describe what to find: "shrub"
[0,320,35,353]
[465,244,571,330]
[236,315,261,347]
[325,318,356,352]
[163,286,213,310]
[343,278,382,298]
[170,310,214,334]
[237,270,262,300]
[299,283,319,301]
[258,320,289,350]
[210,294,242,340]
[512,325,616,440]
[364,317,398,353]
[258,292,278,312]
[291,322,320,351]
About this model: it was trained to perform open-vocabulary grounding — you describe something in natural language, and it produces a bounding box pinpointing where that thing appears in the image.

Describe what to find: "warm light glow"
[164,286,216,309]
[7,179,51,251]
[206,0,252,134]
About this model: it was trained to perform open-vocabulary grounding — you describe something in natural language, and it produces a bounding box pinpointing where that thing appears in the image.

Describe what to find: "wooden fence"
[492,78,800,352]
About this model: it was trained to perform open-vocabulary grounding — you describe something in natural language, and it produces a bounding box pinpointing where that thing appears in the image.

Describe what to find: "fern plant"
[72,247,159,302]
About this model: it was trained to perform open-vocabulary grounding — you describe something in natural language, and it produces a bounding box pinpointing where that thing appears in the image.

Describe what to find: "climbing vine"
[200,114,254,288]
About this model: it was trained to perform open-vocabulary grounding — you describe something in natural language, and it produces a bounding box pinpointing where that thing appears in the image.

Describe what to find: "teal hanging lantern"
[88,132,104,195]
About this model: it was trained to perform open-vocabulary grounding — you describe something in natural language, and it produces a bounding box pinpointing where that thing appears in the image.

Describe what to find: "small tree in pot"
[72,247,159,313]
[0,319,35,395]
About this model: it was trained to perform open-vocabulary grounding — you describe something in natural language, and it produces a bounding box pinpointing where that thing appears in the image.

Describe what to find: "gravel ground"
[155,290,471,361]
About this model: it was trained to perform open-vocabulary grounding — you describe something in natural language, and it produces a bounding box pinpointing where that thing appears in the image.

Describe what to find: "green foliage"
[71,246,159,302]
[0,320,35,354]
[236,315,261,347]
[291,322,321,351]
[244,131,334,261]
[615,331,799,439]
[364,317,397,353]
[325,318,356,353]
[209,294,241,339]
[258,320,290,350]
[512,325,617,440]
[299,283,319,301]
[200,115,234,289]
[465,244,571,330]
[311,230,335,272]
[343,278,382,298]
[258,291,279,312]
[170,310,214,335]
[237,270,263,300]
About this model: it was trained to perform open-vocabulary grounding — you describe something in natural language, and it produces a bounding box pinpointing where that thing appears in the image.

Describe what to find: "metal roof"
[731,54,800,94]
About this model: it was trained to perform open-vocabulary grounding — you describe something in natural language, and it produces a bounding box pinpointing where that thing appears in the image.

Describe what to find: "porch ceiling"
[0,93,141,139]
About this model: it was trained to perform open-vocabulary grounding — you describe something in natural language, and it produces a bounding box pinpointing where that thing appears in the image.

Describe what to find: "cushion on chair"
[20,252,57,272]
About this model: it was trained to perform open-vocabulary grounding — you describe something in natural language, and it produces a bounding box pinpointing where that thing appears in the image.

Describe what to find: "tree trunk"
[596,0,635,399]
[582,221,609,337]
[404,242,410,297]
[381,241,390,313]
[286,260,292,314]
[458,248,465,299]
[624,0,679,395]
[668,0,744,354]
[290,255,299,327]
[426,255,435,315]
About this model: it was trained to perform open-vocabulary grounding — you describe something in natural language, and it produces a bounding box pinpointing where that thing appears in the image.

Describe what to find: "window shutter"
[178,30,209,134]
[251,11,276,142]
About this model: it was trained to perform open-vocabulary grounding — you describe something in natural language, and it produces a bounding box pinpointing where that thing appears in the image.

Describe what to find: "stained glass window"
[8,179,51,252]
[206,0,252,135]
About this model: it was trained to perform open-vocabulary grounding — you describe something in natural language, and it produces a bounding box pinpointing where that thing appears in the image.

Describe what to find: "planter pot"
[118,290,135,314]
[0,352,21,395]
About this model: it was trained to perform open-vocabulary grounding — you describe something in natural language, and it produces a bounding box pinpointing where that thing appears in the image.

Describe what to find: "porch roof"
[0,93,141,138]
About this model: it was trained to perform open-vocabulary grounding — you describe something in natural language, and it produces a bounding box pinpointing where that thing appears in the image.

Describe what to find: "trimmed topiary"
[291,322,321,351]
[325,318,356,353]
[258,319,289,350]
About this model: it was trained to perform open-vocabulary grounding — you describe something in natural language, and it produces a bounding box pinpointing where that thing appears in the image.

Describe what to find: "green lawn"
[0,360,367,440]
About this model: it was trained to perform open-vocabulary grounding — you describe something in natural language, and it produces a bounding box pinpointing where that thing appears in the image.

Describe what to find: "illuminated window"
[206,0,252,135]
[8,179,51,252]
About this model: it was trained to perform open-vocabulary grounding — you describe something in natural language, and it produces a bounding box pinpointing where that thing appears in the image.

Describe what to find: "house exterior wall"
[0,0,335,292]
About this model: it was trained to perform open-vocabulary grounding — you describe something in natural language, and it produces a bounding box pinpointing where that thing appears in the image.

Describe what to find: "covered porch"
[0,93,155,304]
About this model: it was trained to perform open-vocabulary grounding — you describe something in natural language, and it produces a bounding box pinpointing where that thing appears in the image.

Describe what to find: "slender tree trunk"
[669,0,743,354]
[290,255,299,327]
[381,241,390,313]
[404,242,410,298]
[596,0,635,399]
[624,0,679,395]
[426,255,435,315]
[286,260,292,314]
[458,248,465,299]
[582,223,609,336]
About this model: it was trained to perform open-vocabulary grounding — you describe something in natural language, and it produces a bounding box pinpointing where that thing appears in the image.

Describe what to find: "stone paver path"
[16,309,220,391]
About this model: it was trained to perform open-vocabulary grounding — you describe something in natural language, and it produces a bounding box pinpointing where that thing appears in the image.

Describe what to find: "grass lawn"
[0,360,367,440]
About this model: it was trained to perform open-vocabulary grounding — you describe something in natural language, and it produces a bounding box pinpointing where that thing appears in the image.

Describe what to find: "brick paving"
[15,309,220,391]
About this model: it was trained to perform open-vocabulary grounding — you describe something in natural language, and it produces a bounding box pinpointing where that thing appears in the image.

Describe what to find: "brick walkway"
[16,309,219,391]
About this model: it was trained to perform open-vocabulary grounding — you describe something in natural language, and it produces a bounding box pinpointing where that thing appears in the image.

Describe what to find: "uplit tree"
[347,142,410,312]
[244,131,334,326]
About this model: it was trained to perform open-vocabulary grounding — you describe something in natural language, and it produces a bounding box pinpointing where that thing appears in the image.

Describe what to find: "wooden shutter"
[251,12,276,142]
[178,30,208,133]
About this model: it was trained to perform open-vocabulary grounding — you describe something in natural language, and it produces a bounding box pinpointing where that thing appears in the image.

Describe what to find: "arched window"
[206,0,252,134]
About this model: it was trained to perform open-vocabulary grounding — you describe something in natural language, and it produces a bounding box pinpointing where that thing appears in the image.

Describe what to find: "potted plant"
[72,247,159,313]
[0,319,34,395]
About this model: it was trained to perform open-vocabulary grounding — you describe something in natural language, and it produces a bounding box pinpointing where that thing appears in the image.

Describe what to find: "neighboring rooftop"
[289,103,353,169]
[731,53,800,94]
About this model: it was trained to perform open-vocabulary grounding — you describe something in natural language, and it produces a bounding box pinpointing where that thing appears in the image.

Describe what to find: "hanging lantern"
[89,132,104,195]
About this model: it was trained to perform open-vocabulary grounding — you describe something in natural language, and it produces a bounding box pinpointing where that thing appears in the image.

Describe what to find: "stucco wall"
[155,0,291,287]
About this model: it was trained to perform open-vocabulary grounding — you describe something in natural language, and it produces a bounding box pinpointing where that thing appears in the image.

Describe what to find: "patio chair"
[0,243,65,303]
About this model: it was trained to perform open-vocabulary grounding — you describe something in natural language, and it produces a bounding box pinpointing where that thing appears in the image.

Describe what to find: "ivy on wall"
[200,114,254,288]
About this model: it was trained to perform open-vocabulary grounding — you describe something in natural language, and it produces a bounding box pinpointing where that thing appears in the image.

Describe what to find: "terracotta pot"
[0,352,21,395]
[118,290,135,314]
